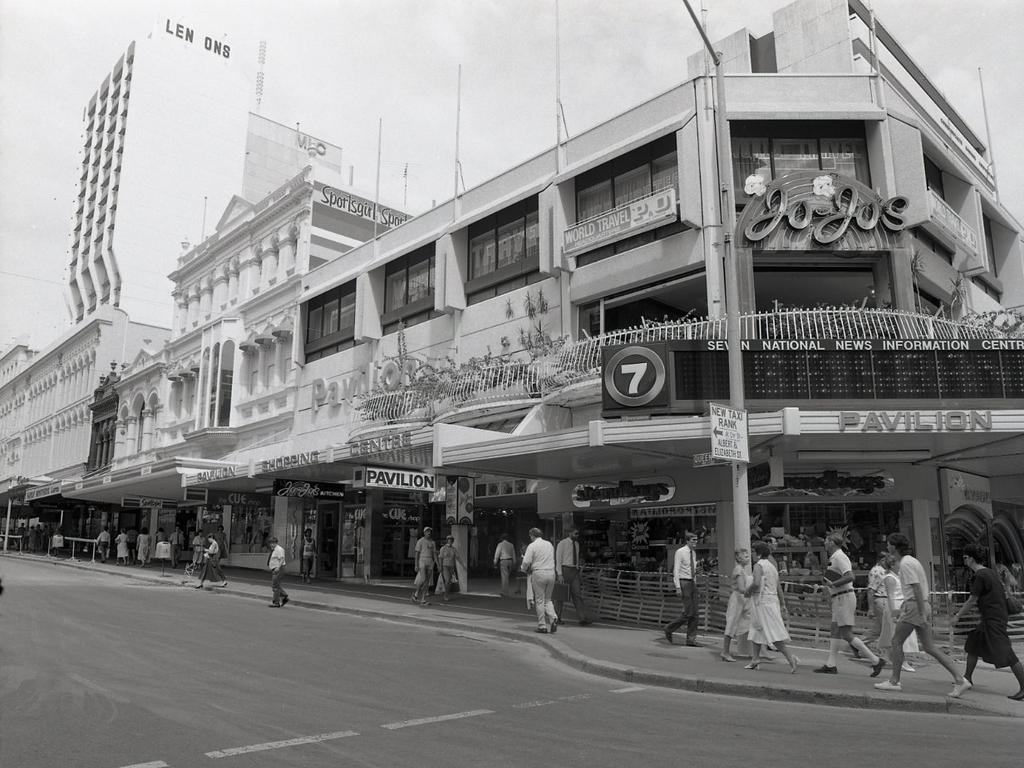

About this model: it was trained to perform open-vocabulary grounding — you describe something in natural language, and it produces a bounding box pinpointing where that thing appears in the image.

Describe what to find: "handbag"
[1006,593,1023,616]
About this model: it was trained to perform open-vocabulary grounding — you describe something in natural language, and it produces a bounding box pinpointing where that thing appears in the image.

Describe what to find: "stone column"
[140,407,155,452]
[263,235,280,288]
[247,244,263,296]
[280,223,299,275]
[227,260,239,304]
[187,285,200,328]
[123,416,138,456]
[199,277,213,321]
[213,267,228,311]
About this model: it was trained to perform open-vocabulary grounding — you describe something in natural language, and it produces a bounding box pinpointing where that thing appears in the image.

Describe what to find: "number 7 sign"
[602,345,668,408]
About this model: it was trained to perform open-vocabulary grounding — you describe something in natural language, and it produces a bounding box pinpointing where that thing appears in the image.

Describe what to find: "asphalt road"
[1,558,1020,768]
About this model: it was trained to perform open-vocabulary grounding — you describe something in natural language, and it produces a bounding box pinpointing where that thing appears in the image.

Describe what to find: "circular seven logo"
[604,346,667,407]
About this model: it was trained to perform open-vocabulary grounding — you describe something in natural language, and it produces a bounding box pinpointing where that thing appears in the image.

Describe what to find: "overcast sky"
[2,0,1022,352]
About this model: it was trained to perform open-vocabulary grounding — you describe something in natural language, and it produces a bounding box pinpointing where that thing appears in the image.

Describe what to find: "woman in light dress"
[721,547,752,662]
[880,553,919,672]
[115,528,129,565]
[744,540,800,673]
[136,526,151,566]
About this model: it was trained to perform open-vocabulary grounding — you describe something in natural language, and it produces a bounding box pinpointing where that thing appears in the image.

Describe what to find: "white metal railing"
[356,308,1022,424]
[357,390,431,424]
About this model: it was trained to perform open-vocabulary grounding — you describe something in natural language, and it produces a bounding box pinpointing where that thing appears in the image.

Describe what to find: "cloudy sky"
[2,0,1022,352]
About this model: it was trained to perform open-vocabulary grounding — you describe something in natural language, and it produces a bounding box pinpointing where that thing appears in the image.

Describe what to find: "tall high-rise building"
[66,18,251,329]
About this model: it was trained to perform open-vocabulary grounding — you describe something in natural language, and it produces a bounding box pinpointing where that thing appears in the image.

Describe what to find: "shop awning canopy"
[63,458,247,505]
[436,409,1024,481]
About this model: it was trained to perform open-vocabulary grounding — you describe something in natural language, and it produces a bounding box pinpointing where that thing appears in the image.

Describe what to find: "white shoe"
[874,680,902,692]
[901,662,916,673]
[950,680,972,698]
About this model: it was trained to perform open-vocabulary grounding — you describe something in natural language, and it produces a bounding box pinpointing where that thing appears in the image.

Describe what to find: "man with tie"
[555,527,592,626]
[664,532,702,646]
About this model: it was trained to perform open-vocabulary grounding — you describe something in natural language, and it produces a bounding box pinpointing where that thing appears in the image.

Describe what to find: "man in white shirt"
[555,528,592,626]
[664,532,701,646]
[521,527,558,633]
[267,536,289,608]
[412,527,438,605]
[814,533,885,675]
[493,533,517,597]
[875,532,969,695]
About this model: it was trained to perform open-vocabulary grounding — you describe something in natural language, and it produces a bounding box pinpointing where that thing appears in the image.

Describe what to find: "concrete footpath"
[6,551,1023,719]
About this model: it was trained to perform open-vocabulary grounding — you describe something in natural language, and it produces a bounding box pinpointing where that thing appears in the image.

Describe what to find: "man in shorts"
[814,533,886,676]
[874,532,970,695]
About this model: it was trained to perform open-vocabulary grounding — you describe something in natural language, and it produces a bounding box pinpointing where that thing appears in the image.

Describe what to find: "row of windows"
[302,122,958,363]
[732,136,870,192]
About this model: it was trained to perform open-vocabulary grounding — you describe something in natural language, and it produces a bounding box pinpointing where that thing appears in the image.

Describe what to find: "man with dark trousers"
[664,532,701,646]
[554,527,592,626]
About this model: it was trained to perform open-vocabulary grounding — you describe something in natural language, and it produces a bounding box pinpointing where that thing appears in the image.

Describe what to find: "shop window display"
[227,497,273,553]
[749,502,903,584]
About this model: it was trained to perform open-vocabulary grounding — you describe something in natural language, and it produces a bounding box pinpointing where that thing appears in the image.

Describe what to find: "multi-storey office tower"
[66,19,251,330]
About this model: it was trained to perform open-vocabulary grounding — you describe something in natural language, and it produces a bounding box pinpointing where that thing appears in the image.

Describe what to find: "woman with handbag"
[953,544,1024,701]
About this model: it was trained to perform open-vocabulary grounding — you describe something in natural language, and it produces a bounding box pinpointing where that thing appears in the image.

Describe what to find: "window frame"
[573,133,678,225]
[303,280,357,360]
[465,197,540,295]
[381,244,436,328]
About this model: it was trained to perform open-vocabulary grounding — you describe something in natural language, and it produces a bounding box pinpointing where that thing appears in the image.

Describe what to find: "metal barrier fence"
[579,567,1024,650]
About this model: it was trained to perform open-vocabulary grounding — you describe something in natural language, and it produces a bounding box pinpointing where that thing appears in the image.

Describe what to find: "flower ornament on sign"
[744,174,767,197]
[812,174,836,199]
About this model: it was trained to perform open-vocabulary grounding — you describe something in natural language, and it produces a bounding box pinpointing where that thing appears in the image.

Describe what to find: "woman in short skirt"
[744,540,799,673]
[721,547,752,662]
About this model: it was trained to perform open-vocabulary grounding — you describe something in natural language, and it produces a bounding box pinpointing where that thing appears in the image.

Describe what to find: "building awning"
[437,409,1024,481]
[63,458,246,505]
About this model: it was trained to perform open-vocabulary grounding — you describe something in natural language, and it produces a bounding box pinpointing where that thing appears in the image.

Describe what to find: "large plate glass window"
[465,196,541,305]
[303,280,357,362]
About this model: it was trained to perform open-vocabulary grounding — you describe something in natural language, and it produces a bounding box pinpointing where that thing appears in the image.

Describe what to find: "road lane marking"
[205,730,358,758]
[381,709,494,730]
[513,699,558,709]
[610,686,647,693]
[116,762,169,768]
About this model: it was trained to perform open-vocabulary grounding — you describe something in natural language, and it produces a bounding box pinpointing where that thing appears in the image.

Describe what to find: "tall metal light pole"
[681,0,750,556]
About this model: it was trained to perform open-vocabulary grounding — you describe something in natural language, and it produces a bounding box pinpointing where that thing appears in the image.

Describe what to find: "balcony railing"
[356,308,1023,425]
[928,189,980,258]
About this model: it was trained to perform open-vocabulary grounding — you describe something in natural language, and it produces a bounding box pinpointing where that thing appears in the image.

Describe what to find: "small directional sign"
[693,451,728,468]
[709,402,749,463]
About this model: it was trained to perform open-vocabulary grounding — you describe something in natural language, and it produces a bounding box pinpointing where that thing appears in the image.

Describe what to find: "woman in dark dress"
[953,543,1024,701]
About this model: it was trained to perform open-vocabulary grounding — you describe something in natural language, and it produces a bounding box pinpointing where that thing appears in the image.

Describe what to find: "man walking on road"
[555,528,592,626]
[664,532,702,646]
[267,536,289,608]
[522,527,558,633]
[412,527,438,605]
[95,525,111,563]
[874,532,970,696]
[493,533,516,597]
[814,533,886,676]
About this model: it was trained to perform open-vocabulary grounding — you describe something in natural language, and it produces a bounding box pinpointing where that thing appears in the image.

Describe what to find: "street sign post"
[709,402,749,463]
